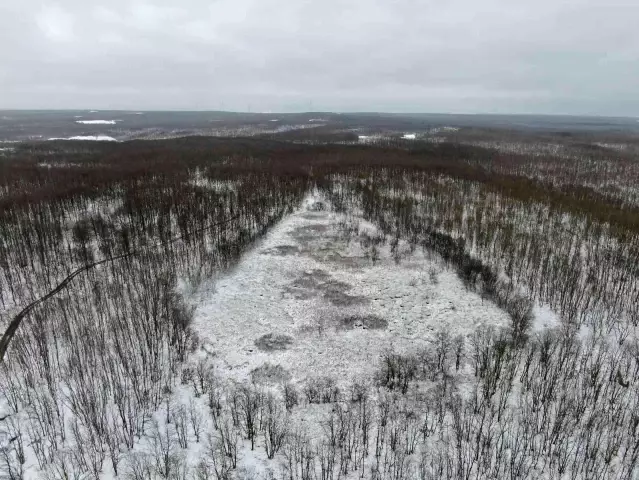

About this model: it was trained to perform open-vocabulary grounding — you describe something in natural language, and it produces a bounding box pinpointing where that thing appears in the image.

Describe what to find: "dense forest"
[1,133,638,479]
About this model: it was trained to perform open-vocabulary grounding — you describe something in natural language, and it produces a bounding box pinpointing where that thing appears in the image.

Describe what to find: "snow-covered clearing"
[594,142,629,151]
[48,135,117,141]
[75,120,117,125]
[189,193,511,387]
[531,303,561,331]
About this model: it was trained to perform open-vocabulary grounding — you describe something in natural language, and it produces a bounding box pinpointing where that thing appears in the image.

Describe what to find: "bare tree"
[263,394,288,459]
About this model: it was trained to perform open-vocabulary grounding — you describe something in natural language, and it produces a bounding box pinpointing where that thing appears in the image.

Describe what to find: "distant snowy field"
[48,135,117,141]
[75,120,117,125]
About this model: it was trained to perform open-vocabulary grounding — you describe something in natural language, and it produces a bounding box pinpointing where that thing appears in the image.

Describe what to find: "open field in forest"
[189,192,511,386]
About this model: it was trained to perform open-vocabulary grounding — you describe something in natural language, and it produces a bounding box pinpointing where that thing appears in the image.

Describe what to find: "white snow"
[429,126,460,134]
[69,135,116,141]
[75,120,117,125]
[358,134,386,143]
[48,135,117,141]
[594,142,628,151]
[189,193,511,387]
[402,133,416,140]
[532,303,561,331]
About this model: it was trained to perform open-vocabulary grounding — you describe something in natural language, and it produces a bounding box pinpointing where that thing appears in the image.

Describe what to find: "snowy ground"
[189,193,512,388]
[75,120,117,125]
[47,135,118,141]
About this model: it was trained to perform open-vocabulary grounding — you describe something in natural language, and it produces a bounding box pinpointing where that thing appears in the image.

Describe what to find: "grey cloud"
[0,0,637,115]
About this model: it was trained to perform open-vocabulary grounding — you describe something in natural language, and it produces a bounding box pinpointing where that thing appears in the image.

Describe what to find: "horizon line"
[0,109,637,119]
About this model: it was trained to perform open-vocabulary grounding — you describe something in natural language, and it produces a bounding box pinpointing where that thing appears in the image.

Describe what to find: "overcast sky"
[1,0,638,115]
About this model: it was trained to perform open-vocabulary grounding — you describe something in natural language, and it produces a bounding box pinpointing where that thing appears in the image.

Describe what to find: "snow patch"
[75,120,117,125]
[594,142,628,151]
[532,303,561,331]
[48,135,117,141]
